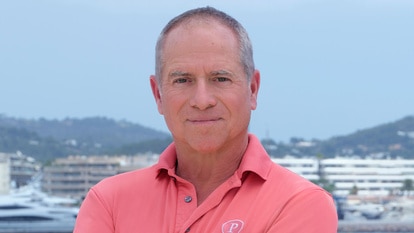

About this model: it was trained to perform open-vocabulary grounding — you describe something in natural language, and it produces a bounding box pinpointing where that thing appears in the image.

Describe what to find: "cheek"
[223,96,250,120]
[160,93,184,115]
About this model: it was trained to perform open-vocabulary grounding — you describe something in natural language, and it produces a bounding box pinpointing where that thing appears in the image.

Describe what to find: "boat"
[0,189,78,233]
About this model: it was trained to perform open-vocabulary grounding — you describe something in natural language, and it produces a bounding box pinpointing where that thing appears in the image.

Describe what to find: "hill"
[1,114,414,162]
[0,115,170,162]
[316,116,414,158]
[265,116,414,159]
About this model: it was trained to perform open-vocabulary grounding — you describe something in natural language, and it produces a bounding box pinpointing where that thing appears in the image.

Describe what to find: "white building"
[0,152,40,194]
[38,154,414,199]
[272,157,320,181]
[9,151,41,188]
[272,157,414,196]
[0,153,10,195]
[323,157,414,196]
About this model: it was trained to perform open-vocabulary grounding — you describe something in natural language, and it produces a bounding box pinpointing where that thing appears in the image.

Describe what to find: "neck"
[175,135,249,205]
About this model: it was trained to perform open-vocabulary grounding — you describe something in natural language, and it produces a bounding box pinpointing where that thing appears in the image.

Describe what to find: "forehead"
[162,20,239,64]
[168,16,236,38]
[165,18,237,46]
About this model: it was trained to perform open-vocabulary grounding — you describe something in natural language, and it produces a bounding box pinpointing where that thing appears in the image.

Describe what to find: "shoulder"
[92,165,157,196]
[264,164,338,230]
[268,162,322,192]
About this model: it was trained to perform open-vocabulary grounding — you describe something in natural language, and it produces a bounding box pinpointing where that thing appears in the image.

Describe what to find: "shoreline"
[338,220,414,232]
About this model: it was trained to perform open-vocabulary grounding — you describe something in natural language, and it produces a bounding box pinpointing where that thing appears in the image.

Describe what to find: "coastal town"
[1,151,413,232]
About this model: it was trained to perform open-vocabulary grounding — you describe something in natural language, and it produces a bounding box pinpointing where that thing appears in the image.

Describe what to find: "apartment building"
[41,153,414,200]
[272,157,414,196]
[42,154,158,200]
[9,151,41,188]
[323,157,414,196]
[272,157,320,181]
[0,151,40,193]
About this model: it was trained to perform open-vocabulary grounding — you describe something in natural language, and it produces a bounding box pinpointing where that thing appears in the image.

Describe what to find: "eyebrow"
[168,71,191,77]
[210,70,233,76]
[168,70,234,78]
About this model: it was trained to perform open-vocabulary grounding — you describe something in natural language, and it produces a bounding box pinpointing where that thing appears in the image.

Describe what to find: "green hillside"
[265,116,414,159]
[0,115,170,162]
[1,114,413,162]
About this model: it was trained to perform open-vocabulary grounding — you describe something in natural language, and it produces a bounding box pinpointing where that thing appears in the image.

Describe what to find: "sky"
[1,0,413,142]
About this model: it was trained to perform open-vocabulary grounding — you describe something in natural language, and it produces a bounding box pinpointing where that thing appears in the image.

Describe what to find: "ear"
[150,75,164,115]
[249,70,260,110]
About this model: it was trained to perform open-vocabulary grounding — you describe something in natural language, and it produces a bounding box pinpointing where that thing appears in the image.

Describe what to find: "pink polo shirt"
[74,134,338,233]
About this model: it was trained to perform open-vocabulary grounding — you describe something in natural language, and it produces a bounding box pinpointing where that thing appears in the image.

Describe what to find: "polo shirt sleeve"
[267,189,338,233]
[73,187,114,233]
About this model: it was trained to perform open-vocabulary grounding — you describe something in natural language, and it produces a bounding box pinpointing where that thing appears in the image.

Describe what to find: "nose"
[189,80,217,110]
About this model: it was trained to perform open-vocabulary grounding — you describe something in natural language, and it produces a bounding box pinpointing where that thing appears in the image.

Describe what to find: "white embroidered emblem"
[221,219,244,233]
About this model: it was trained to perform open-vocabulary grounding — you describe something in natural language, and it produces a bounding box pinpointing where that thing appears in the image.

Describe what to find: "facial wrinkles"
[160,23,244,77]
[159,22,251,111]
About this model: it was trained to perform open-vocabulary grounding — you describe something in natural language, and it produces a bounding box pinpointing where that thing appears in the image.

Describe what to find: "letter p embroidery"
[222,219,244,233]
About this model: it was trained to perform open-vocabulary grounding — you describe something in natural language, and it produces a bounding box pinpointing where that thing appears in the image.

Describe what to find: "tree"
[311,153,336,193]
[350,184,358,195]
[401,179,413,196]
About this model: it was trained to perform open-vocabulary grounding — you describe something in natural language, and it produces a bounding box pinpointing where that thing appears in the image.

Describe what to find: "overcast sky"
[1,0,413,142]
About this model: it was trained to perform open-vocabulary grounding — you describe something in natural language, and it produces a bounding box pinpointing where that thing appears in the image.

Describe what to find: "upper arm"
[267,189,338,233]
[73,188,114,233]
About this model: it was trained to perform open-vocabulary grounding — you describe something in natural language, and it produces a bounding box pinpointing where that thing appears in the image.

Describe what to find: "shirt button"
[184,196,192,203]
[185,227,190,232]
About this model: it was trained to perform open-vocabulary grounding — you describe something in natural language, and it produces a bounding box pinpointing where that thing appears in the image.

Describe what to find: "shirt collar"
[155,134,272,181]
[236,134,272,181]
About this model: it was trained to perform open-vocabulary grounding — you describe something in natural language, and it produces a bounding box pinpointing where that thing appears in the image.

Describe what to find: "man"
[74,7,338,233]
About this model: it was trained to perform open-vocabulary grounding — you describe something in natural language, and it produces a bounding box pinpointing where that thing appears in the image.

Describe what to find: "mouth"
[187,117,222,124]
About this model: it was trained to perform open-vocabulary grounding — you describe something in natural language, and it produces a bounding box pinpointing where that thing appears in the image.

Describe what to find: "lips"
[188,118,221,123]
[187,117,222,123]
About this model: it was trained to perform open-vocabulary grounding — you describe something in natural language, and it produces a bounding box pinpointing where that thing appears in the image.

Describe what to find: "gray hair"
[155,6,255,82]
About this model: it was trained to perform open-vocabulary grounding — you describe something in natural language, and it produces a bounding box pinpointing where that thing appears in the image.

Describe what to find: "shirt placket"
[174,178,198,233]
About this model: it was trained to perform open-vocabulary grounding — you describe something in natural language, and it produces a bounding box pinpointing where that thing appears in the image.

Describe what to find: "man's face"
[150,21,259,153]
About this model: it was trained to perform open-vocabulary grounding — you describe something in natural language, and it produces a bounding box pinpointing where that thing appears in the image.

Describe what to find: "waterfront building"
[41,154,414,200]
[272,156,414,196]
[9,151,41,188]
[323,157,414,196]
[0,151,40,193]
[0,153,10,195]
[42,154,158,200]
[272,156,320,181]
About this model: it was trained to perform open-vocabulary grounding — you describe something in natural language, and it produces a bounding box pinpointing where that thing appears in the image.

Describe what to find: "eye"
[214,77,231,82]
[173,78,190,84]
[217,77,229,82]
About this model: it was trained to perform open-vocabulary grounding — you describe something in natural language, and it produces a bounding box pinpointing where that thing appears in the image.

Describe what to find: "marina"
[0,188,78,233]
[338,221,414,233]
[337,196,414,232]
[1,153,413,232]
[1,190,413,233]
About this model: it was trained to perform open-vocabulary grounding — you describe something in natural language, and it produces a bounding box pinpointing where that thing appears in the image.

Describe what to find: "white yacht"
[0,189,78,233]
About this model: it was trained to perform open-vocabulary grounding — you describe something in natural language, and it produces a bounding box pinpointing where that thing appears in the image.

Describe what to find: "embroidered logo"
[222,219,244,233]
